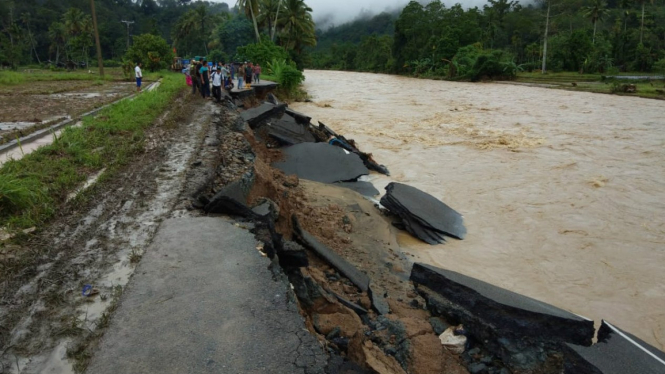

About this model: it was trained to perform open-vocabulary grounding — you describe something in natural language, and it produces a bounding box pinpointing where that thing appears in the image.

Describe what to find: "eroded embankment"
[186,89,665,374]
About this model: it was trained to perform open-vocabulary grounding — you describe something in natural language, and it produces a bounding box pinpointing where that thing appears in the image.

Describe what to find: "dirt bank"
[292,69,665,350]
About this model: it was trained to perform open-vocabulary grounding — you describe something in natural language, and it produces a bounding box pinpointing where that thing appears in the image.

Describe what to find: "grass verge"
[0,71,186,230]
[515,72,665,100]
[0,68,164,86]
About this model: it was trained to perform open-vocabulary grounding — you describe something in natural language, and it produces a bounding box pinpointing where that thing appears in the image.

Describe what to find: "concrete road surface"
[85,217,327,374]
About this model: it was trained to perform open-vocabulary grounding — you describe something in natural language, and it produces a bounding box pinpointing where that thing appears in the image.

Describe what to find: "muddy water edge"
[291,70,665,350]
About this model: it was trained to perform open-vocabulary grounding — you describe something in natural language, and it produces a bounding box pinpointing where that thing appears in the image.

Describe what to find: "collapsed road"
[4,83,664,373]
[85,88,665,373]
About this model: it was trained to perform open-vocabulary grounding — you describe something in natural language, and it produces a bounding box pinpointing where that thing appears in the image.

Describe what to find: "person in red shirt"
[254,63,261,83]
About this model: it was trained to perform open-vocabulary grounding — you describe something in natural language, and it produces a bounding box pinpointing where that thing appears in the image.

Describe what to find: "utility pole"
[90,0,104,76]
[541,0,551,74]
[121,20,135,51]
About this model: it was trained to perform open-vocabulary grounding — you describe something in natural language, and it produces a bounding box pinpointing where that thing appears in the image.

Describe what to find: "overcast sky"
[210,0,517,29]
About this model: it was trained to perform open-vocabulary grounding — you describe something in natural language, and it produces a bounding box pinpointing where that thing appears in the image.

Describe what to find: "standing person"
[190,62,200,95]
[211,66,222,102]
[245,62,253,88]
[254,63,261,83]
[230,62,236,80]
[221,63,229,83]
[237,63,244,90]
[135,62,143,93]
[199,60,210,99]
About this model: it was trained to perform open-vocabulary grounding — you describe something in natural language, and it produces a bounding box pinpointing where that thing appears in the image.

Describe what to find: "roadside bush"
[237,40,289,68]
[124,34,174,72]
[279,65,305,91]
[104,59,122,68]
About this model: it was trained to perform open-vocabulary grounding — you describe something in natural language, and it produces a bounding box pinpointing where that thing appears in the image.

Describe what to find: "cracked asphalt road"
[85,217,328,374]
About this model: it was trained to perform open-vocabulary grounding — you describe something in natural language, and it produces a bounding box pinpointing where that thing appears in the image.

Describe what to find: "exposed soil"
[199,99,473,373]
[0,92,216,373]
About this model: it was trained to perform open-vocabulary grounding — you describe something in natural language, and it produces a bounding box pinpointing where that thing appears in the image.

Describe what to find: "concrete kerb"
[0,79,162,156]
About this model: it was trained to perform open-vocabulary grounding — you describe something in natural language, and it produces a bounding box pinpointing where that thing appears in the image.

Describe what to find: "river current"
[291,70,665,349]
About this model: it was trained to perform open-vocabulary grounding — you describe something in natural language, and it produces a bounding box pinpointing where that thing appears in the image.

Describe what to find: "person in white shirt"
[135,62,143,92]
[211,66,223,102]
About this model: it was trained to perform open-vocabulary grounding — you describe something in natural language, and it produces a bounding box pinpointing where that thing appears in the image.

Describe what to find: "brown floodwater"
[291,70,665,349]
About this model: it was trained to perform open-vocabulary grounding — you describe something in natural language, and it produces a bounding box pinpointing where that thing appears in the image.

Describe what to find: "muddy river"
[291,70,665,349]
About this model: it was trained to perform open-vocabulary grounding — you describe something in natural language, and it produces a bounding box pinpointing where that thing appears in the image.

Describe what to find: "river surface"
[291,70,665,349]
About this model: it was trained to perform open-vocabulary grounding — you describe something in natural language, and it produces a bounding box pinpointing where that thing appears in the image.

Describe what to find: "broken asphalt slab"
[334,182,380,197]
[267,114,316,146]
[410,263,595,346]
[293,216,370,292]
[381,182,466,244]
[240,102,287,129]
[85,217,327,374]
[273,143,369,184]
[564,320,665,374]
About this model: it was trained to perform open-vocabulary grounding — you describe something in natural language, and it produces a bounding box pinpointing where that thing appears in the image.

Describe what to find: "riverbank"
[292,69,665,350]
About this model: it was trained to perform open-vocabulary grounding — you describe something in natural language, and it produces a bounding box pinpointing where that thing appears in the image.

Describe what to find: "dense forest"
[310,0,665,78]
[2,0,664,79]
[0,0,316,70]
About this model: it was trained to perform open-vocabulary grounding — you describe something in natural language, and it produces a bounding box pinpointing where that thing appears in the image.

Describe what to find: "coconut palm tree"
[258,0,284,42]
[48,22,67,64]
[173,5,225,55]
[237,0,261,42]
[581,0,609,44]
[278,0,316,53]
[21,13,41,63]
[619,0,633,33]
[63,8,86,37]
[636,0,654,44]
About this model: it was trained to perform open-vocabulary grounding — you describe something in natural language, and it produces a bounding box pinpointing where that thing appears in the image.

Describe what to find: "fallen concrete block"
[267,114,316,146]
[334,182,380,197]
[273,143,369,184]
[241,103,287,129]
[564,320,665,374]
[293,216,369,292]
[410,263,595,347]
[381,183,466,244]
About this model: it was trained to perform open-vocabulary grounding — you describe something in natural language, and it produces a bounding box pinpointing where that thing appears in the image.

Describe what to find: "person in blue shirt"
[199,60,210,98]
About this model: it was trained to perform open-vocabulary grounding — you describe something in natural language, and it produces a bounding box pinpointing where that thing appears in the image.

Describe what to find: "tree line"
[0,0,316,71]
[309,0,665,78]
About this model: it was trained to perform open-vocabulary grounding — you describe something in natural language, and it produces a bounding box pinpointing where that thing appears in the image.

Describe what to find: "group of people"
[187,58,262,103]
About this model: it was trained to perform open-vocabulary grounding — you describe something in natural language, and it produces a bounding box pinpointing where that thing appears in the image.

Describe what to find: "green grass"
[0,71,185,229]
[0,67,166,87]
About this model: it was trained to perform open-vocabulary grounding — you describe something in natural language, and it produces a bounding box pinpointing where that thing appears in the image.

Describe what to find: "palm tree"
[63,8,86,37]
[619,0,633,33]
[237,0,261,42]
[636,0,653,44]
[48,22,67,64]
[582,0,609,44]
[21,13,41,64]
[258,0,284,42]
[173,5,225,55]
[278,0,316,53]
